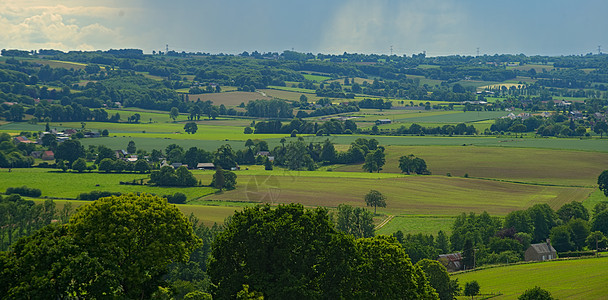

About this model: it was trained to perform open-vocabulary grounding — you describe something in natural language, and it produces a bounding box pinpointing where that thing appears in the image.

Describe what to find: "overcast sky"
[1,0,607,56]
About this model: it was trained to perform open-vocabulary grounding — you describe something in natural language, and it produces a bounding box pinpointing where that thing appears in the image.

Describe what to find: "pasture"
[0,168,217,200]
[452,256,608,299]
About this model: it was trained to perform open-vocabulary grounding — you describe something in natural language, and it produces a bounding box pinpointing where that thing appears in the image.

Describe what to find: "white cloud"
[0,10,123,51]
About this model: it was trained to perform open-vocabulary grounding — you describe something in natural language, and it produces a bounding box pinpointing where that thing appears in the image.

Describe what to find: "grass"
[375,215,455,236]
[301,73,332,82]
[452,256,608,299]
[334,145,608,187]
[0,168,217,200]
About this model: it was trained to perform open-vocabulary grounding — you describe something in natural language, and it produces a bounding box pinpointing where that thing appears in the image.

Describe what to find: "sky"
[1,0,607,57]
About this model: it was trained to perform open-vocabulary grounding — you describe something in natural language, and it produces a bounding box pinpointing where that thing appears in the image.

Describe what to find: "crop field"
[452,257,608,299]
[266,85,317,94]
[260,89,323,102]
[199,172,590,216]
[393,111,511,123]
[188,91,271,106]
[334,145,608,186]
[375,215,455,235]
[297,135,608,152]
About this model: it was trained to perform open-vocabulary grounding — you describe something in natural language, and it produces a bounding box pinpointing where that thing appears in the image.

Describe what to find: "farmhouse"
[437,252,463,272]
[13,136,35,144]
[524,239,557,262]
[42,151,55,161]
[197,163,215,170]
[376,119,392,125]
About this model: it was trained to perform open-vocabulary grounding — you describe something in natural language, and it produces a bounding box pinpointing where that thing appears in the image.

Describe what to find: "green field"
[301,73,332,82]
[0,168,217,200]
[375,215,455,236]
[452,257,608,299]
[335,145,608,186]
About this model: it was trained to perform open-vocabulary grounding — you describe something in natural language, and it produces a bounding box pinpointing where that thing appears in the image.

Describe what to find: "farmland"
[452,256,608,299]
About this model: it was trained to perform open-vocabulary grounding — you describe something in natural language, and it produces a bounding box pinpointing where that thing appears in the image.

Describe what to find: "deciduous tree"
[364,189,386,214]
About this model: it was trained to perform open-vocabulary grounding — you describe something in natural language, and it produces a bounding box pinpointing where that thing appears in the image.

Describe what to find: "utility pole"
[166,44,169,54]
[390,45,393,56]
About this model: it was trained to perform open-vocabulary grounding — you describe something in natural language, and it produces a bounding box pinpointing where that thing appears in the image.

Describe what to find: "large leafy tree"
[208,204,437,300]
[527,204,557,242]
[399,154,430,175]
[556,201,589,222]
[54,139,85,167]
[335,204,374,238]
[598,170,608,197]
[3,194,201,299]
[184,122,198,134]
[416,259,460,300]
[353,236,438,299]
[364,189,386,214]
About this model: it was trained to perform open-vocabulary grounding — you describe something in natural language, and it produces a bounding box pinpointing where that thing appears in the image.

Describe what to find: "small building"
[63,129,77,136]
[437,252,463,272]
[13,136,35,144]
[30,151,43,159]
[171,163,185,169]
[256,151,271,157]
[42,151,55,161]
[525,239,557,262]
[197,163,215,170]
[376,119,392,125]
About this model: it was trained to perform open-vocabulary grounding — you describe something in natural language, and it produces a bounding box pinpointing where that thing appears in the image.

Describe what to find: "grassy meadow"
[452,256,608,299]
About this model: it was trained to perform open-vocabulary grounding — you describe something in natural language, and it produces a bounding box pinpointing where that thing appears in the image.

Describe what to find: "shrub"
[78,191,122,201]
[164,192,187,204]
[5,186,42,197]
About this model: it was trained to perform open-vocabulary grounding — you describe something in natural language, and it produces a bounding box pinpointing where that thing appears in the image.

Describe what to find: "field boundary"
[375,215,394,230]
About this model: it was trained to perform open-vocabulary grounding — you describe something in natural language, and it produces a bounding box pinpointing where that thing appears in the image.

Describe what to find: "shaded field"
[0,168,216,200]
[200,173,591,216]
[452,256,608,299]
[334,145,608,186]
[189,91,271,106]
[376,215,455,236]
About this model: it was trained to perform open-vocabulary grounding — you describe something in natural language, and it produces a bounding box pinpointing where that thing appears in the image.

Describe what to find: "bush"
[164,192,187,204]
[78,191,122,201]
[5,186,42,197]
